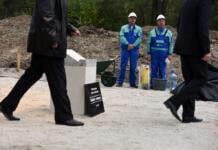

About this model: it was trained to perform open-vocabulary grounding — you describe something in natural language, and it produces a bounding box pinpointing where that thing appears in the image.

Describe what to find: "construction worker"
[146,14,174,88]
[116,12,143,88]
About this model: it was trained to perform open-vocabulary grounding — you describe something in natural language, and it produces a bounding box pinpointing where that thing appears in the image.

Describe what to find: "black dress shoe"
[56,119,84,126]
[164,101,181,122]
[183,117,203,123]
[0,104,20,121]
[130,84,138,88]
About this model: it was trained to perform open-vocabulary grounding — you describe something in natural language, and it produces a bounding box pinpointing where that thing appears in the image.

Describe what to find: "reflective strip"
[155,40,165,44]
[150,47,168,51]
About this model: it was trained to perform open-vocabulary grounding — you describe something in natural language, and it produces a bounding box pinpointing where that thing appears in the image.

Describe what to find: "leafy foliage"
[0,0,217,31]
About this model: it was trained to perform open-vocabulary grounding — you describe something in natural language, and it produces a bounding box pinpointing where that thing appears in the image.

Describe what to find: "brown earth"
[0,15,218,80]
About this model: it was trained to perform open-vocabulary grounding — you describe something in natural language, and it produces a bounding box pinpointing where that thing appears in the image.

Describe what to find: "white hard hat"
[128,12,137,18]
[156,14,166,20]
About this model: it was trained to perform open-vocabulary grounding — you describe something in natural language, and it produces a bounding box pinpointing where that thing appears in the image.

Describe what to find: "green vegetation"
[0,0,217,31]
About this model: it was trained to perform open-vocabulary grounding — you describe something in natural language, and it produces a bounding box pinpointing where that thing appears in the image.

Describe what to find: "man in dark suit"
[164,0,212,123]
[0,0,84,126]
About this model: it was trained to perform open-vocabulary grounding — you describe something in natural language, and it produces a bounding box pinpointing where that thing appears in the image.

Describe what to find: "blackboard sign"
[84,82,105,117]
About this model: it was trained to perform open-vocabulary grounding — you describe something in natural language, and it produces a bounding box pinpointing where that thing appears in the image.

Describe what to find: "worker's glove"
[128,44,134,50]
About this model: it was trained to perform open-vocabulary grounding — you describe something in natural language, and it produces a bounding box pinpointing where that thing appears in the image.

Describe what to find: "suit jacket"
[174,0,212,57]
[27,0,77,58]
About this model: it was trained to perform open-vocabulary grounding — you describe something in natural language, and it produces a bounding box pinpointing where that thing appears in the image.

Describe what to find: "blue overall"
[150,28,170,80]
[117,25,142,85]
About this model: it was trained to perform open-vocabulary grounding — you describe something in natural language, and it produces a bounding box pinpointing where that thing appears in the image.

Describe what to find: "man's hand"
[72,30,81,36]
[128,44,134,50]
[52,42,58,48]
[202,52,211,62]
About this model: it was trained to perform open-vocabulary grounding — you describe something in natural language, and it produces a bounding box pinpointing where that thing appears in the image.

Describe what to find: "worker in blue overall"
[146,14,174,88]
[116,12,143,88]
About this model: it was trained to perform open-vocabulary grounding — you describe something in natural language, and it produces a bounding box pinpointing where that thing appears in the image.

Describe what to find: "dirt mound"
[0,15,218,80]
[0,15,31,68]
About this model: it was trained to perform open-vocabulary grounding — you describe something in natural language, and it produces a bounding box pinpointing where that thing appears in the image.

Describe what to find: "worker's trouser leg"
[129,49,139,85]
[151,51,168,79]
[158,52,168,79]
[151,52,159,80]
[117,49,129,85]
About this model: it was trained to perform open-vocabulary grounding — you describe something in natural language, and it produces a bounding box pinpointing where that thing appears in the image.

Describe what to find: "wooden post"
[16,47,21,72]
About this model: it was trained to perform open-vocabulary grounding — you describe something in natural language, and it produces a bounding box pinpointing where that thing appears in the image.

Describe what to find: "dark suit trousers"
[167,55,208,118]
[0,54,73,122]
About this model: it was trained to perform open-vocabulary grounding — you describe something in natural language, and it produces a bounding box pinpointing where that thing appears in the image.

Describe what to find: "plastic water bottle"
[168,69,177,91]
